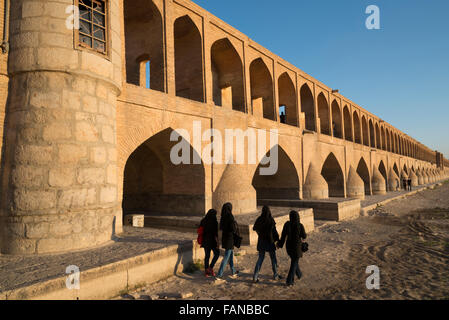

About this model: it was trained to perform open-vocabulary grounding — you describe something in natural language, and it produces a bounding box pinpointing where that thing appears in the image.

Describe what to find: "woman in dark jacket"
[216,203,239,280]
[277,210,307,286]
[252,206,281,282]
[200,209,219,277]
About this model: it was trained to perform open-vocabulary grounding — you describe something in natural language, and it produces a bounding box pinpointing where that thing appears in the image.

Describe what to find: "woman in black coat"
[252,206,281,282]
[200,209,219,277]
[216,203,239,279]
[277,210,307,286]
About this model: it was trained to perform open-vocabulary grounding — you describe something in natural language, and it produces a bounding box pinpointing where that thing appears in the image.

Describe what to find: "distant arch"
[362,116,369,146]
[331,100,342,138]
[343,106,352,142]
[379,160,388,190]
[375,123,381,149]
[393,163,400,177]
[353,111,362,144]
[357,158,371,195]
[318,93,330,135]
[369,120,375,148]
[300,83,316,131]
[321,153,344,197]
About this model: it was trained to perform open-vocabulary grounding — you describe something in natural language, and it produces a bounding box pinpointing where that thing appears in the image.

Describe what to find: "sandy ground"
[117,182,449,300]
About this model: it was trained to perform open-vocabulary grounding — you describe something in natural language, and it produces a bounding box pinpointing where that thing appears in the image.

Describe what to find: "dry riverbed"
[116,182,449,300]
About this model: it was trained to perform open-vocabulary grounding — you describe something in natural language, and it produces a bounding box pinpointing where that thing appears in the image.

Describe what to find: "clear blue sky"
[192,0,449,158]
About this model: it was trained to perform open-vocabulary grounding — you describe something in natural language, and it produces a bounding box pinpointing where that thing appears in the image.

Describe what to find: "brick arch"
[356,156,371,195]
[321,152,345,197]
[278,72,298,126]
[211,37,245,112]
[300,82,315,131]
[252,144,300,200]
[122,127,206,220]
[174,15,204,102]
[318,92,330,136]
[331,99,342,138]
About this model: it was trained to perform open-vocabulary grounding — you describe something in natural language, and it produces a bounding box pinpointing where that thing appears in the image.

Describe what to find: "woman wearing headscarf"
[200,209,219,277]
[215,203,239,280]
[252,206,281,282]
[277,210,307,286]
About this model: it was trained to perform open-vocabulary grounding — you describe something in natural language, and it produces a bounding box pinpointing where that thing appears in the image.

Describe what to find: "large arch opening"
[357,158,371,195]
[250,58,275,120]
[321,153,344,197]
[318,93,330,135]
[393,163,400,178]
[124,0,165,92]
[300,84,316,131]
[174,15,204,102]
[278,73,298,126]
[375,123,381,149]
[353,111,362,144]
[386,130,391,152]
[381,127,386,151]
[211,38,245,112]
[369,120,375,148]
[362,116,369,146]
[379,160,388,190]
[252,146,300,200]
[343,106,352,142]
[331,100,342,138]
[122,128,206,219]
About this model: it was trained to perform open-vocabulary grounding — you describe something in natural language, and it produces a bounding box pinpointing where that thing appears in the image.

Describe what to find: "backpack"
[197,226,204,247]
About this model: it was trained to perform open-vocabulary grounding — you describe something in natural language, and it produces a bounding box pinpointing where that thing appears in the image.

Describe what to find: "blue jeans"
[204,247,220,270]
[286,258,302,285]
[217,249,236,277]
[253,250,278,280]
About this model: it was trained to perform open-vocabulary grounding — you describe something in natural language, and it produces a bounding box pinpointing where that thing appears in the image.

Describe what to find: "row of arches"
[123,0,426,160]
[122,126,442,221]
[124,0,298,125]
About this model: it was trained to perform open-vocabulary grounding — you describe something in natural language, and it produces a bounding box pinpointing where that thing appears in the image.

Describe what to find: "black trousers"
[204,247,220,270]
[286,257,302,284]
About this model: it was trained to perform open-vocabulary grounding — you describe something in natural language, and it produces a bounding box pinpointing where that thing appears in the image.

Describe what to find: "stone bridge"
[0,0,447,255]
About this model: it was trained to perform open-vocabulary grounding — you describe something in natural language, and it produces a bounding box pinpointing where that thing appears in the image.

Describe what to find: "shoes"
[214,277,225,284]
[209,268,216,277]
[273,274,283,280]
[229,271,239,279]
[205,268,210,277]
[286,283,294,287]
[253,278,259,283]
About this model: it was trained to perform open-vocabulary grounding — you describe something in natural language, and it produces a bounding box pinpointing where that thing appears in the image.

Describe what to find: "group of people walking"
[199,203,307,286]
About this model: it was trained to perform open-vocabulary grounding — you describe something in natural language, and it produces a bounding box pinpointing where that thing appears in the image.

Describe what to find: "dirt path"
[117,182,449,300]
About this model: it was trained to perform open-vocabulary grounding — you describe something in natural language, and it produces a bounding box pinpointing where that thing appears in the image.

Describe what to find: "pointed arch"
[278,73,298,126]
[252,146,300,199]
[375,123,381,149]
[362,115,369,146]
[393,163,400,177]
[250,58,275,120]
[343,106,352,142]
[318,93,330,135]
[174,15,204,102]
[123,128,206,218]
[353,111,362,144]
[300,83,315,131]
[357,157,371,195]
[211,38,245,112]
[369,119,375,148]
[124,0,165,92]
[331,100,342,138]
[379,160,388,190]
[321,153,344,197]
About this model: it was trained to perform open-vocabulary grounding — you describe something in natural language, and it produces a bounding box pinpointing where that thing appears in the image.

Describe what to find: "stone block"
[124,214,145,228]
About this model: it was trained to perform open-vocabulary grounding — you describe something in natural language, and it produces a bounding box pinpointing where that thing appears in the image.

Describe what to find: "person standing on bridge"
[215,203,240,281]
[252,206,282,283]
[277,210,307,286]
[200,209,220,277]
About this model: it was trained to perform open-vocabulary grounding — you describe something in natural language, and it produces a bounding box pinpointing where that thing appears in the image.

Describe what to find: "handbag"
[233,233,243,248]
[301,242,309,253]
[197,226,204,246]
